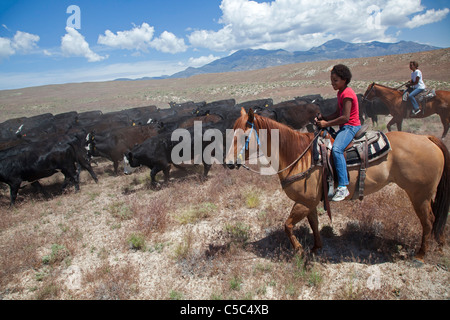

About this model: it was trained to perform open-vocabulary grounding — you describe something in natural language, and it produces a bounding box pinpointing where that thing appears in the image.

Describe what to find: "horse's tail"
[428,135,450,242]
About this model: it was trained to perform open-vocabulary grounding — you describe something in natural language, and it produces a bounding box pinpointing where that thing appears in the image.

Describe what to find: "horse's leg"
[396,118,403,132]
[409,196,435,262]
[439,114,449,138]
[386,117,396,131]
[307,208,322,253]
[285,203,320,255]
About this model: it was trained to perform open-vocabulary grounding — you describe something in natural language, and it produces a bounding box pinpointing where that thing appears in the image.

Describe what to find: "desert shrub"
[108,201,134,220]
[175,202,217,224]
[245,193,260,208]
[42,243,70,266]
[229,274,243,291]
[173,231,193,261]
[127,233,146,251]
[84,261,139,300]
[132,197,168,236]
[169,290,184,300]
[225,222,250,245]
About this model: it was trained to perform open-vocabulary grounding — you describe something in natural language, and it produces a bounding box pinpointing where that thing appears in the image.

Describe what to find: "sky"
[0,0,449,90]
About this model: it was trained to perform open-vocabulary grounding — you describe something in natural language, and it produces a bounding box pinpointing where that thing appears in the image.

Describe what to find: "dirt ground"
[0,49,449,301]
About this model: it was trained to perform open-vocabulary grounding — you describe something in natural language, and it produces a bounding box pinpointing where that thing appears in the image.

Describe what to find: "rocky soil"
[0,49,449,300]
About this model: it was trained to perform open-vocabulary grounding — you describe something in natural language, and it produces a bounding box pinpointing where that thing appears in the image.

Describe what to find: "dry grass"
[1,50,450,300]
[1,136,448,300]
[1,48,449,122]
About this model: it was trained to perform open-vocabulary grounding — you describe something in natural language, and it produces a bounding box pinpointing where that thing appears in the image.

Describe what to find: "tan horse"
[363,82,450,138]
[225,108,449,262]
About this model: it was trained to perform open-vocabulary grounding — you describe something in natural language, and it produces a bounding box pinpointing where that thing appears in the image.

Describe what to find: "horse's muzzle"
[226,162,236,169]
[226,162,241,170]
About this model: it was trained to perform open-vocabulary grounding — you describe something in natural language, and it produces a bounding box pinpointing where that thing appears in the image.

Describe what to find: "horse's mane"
[372,82,402,93]
[234,113,313,169]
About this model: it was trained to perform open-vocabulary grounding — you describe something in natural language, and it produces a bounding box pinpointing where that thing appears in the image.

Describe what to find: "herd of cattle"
[0,94,387,206]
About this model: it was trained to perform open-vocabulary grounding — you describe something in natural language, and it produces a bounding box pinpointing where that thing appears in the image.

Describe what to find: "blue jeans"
[332,125,361,187]
[409,88,424,111]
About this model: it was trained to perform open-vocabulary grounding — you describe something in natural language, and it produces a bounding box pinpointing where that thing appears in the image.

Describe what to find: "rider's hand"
[316,120,327,128]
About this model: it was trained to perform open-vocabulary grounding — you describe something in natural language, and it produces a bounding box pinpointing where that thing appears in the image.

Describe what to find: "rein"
[238,121,321,177]
[363,83,376,103]
[364,82,406,103]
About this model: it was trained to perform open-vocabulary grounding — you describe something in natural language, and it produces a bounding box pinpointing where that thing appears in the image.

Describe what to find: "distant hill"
[168,39,440,79]
[3,47,449,122]
[112,39,441,82]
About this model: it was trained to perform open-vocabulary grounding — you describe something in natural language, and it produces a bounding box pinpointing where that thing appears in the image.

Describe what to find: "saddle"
[280,125,392,220]
[402,89,436,116]
[402,88,436,102]
[314,125,391,218]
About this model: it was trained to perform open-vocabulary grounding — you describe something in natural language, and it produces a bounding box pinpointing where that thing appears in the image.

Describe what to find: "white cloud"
[98,23,155,51]
[0,37,15,59]
[188,54,220,67]
[0,30,40,60]
[150,31,187,53]
[0,60,186,90]
[61,27,107,62]
[188,0,449,52]
[11,31,40,52]
[404,8,450,28]
[98,23,187,54]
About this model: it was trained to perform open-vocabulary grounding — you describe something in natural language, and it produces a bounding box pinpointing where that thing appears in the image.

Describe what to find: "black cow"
[294,94,323,104]
[1,111,81,152]
[313,94,366,125]
[87,123,162,175]
[236,98,273,110]
[191,99,236,116]
[255,100,320,132]
[204,99,236,109]
[0,134,98,206]
[73,110,103,129]
[124,125,219,186]
[124,132,175,185]
[192,103,245,132]
[116,106,158,126]
[169,101,206,109]
[79,109,140,139]
[360,97,390,126]
[145,102,207,125]
[0,113,54,141]
[0,116,27,141]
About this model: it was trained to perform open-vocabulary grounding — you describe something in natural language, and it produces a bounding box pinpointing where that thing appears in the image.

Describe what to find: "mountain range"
[115,39,440,81]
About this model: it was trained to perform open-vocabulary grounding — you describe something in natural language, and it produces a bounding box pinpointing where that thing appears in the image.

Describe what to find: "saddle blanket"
[315,130,391,167]
[402,89,436,102]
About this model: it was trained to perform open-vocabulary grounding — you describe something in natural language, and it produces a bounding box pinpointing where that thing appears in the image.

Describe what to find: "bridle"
[235,120,321,175]
[363,82,408,103]
[363,82,376,103]
[237,121,261,164]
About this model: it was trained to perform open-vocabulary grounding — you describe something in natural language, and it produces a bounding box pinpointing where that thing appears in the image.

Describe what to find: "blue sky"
[0,0,449,90]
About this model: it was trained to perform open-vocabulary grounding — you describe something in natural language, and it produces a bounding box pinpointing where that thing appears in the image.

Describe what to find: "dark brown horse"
[363,82,450,138]
[226,108,449,262]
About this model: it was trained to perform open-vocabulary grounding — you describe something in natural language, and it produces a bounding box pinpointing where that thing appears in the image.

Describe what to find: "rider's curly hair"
[331,64,352,85]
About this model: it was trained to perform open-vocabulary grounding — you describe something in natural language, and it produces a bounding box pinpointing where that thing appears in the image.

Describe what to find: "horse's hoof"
[410,258,425,268]
[293,247,306,261]
[311,246,323,255]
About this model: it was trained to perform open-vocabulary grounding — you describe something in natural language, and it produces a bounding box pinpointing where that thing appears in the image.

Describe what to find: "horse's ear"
[240,107,247,117]
[248,108,255,123]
